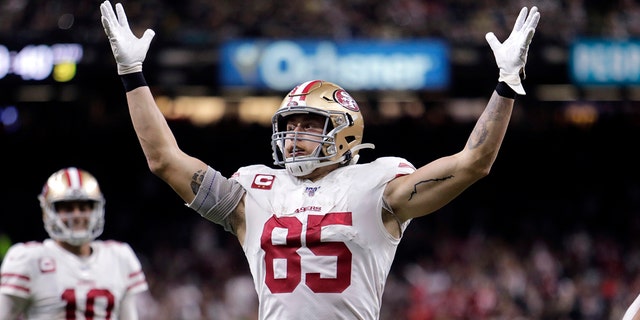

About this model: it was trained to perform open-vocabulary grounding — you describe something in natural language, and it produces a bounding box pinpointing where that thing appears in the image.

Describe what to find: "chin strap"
[318,142,376,168]
[346,143,375,165]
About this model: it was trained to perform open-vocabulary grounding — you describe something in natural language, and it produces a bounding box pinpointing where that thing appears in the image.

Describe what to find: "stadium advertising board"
[0,43,83,83]
[220,39,449,91]
[570,39,640,85]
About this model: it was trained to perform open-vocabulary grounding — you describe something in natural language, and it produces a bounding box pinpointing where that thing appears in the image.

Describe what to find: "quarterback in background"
[0,167,148,319]
[100,1,539,319]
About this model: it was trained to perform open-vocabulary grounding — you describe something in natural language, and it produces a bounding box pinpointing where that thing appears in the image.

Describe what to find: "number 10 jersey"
[0,239,148,319]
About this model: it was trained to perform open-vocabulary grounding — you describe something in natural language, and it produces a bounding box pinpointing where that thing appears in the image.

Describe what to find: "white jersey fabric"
[197,156,415,320]
[0,239,148,320]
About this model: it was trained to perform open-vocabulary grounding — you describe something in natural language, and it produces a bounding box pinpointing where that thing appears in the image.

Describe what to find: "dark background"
[2,1,640,318]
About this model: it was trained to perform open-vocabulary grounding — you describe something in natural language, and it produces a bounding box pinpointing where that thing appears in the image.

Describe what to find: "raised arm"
[385,6,540,222]
[100,1,207,203]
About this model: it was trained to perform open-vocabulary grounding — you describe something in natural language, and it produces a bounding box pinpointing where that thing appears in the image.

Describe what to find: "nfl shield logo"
[304,186,319,197]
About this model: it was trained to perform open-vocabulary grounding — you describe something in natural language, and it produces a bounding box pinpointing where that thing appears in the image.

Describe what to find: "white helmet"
[271,80,374,176]
[38,167,105,246]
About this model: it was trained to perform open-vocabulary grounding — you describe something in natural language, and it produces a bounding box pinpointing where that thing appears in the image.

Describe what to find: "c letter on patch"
[251,174,275,190]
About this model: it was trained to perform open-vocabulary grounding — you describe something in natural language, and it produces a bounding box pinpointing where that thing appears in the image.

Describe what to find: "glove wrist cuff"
[496,82,517,99]
[121,72,147,92]
[498,70,526,95]
[117,64,143,75]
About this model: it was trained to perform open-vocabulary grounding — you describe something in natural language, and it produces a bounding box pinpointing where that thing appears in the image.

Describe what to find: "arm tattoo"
[468,122,488,149]
[408,175,453,200]
[190,170,205,195]
[468,107,502,149]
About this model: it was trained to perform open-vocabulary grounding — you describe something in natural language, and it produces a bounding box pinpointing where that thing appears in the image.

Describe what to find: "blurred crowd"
[130,220,640,320]
[3,0,640,319]
[0,0,640,46]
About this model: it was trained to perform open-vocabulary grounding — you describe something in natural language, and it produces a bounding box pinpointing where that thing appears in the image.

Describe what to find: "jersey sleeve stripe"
[0,283,30,293]
[0,273,30,281]
[126,279,148,291]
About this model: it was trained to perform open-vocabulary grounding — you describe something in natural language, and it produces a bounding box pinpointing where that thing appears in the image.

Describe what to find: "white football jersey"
[0,239,148,320]
[230,156,415,320]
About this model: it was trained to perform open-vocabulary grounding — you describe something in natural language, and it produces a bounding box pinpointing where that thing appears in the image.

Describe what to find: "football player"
[100,1,539,319]
[0,167,148,319]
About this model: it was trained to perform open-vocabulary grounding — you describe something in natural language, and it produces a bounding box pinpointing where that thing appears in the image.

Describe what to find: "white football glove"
[485,6,540,95]
[100,1,155,75]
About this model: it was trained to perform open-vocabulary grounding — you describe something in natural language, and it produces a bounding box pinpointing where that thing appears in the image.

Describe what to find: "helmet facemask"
[42,200,105,246]
[39,167,105,246]
[272,110,349,176]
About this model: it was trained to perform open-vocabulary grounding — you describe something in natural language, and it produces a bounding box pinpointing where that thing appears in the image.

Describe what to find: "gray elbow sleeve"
[187,167,245,233]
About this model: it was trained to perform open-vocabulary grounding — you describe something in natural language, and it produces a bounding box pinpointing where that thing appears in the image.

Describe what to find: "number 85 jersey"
[232,156,415,320]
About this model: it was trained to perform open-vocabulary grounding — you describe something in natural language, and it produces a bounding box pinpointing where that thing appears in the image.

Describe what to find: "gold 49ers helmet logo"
[334,89,359,112]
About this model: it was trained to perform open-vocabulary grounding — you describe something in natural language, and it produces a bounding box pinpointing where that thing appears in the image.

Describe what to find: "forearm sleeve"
[187,166,245,234]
